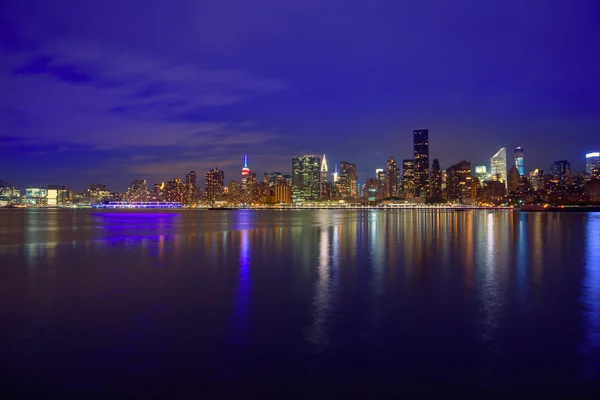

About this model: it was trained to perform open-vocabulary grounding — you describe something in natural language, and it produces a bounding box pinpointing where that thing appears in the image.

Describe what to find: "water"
[1,209,599,397]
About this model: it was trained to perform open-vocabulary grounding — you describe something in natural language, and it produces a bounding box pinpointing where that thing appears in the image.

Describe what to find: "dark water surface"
[1,209,599,397]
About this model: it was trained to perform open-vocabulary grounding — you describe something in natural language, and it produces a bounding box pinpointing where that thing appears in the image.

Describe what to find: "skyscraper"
[514,147,524,176]
[205,168,225,204]
[292,155,321,203]
[430,158,442,198]
[550,160,571,184]
[586,152,600,176]
[491,148,507,183]
[185,170,198,205]
[339,161,358,198]
[413,129,429,198]
[376,168,386,198]
[402,159,415,200]
[125,180,149,202]
[386,156,399,198]
[320,154,329,199]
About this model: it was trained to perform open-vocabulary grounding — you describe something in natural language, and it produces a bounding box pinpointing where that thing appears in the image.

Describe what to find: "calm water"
[1,209,599,397]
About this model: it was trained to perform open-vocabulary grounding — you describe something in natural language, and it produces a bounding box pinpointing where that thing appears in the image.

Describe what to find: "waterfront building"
[529,169,541,191]
[550,160,571,185]
[185,170,199,206]
[165,177,186,203]
[491,148,507,183]
[86,183,111,204]
[413,129,429,198]
[205,168,225,204]
[273,183,292,203]
[292,155,321,203]
[125,180,149,202]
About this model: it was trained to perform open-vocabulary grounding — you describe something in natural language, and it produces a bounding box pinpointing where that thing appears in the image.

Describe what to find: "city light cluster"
[2,130,600,208]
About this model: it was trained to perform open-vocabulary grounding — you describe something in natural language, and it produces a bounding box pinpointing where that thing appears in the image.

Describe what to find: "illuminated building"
[266,172,284,187]
[25,187,47,205]
[273,183,292,203]
[185,170,199,206]
[514,147,524,176]
[153,182,166,201]
[320,154,329,184]
[430,158,442,198]
[320,181,332,200]
[242,154,250,176]
[402,159,415,200]
[340,161,358,199]
[446,160,473,203]
[507,165,520,194]
[491,148,507,183]
[475,165,489,186]
[0,181,21,206]
[292,155,321,203]
[586,152,600,177]
[320,154,329,200]
[47,185,61,206]
[386,157,399,198]
[165,177,186,203]
[205,168,225,204]
[376,168,386,199]
[413,129,429,198]
[125,180,149,202]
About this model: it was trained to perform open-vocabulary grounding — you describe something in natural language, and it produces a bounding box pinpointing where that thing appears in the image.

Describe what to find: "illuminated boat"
[93,201,183,209]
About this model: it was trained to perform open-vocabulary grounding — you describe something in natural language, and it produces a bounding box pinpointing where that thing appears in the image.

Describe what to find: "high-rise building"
[491,148,507,183]
[205,168,225,204]
[413,129,429,198]
[430,158,442,198]
[320,155,329,199]
[339,161,358,198]
[376,168,386,198]
[273,183,292,203]
[507,165,520,194]
[386,157,399,198]
[402,159,415,200]
[364,178,378,201]
[586,152,600,176]
[514,147,524,176]
[86,183,111,204]
[185,170,198,206]
[165,177,186,203]
[446,161,472,203]
[292,155,321,203]
[529,169,541,191]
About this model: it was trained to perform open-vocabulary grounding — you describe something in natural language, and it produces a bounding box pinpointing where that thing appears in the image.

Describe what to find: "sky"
[1,0,599,191]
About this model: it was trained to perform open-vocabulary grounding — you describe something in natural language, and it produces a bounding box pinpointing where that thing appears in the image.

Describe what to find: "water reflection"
[581,215,600,381]
[229,229,251,346]
[308,227,333,350]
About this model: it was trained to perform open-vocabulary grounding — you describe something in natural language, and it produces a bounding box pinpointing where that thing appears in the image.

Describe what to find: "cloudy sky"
[1,0,599,191]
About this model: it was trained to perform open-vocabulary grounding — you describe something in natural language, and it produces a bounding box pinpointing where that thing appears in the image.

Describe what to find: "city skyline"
[1,1,599,190]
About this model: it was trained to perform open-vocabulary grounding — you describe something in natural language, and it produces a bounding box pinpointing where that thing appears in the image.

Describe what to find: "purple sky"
[1,0,599,191]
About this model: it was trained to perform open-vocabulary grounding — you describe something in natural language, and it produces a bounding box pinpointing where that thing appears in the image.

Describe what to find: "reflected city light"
[229,229,251,345]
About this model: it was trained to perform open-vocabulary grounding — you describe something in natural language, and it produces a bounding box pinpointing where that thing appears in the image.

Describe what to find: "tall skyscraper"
[586,152,600,176]
[205,168,225,204]
[514,147,524,176]
[413,129,429,198]
[320,154,329,199]
[339,161,358,198]
[185,170,198,205]
[430,158,442,198]
[446,161,472,203]
[386,157,399,198]
[491,148,507,183]
[125,180,149,202]
[292,155,321,203]
[402,159,415,199]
